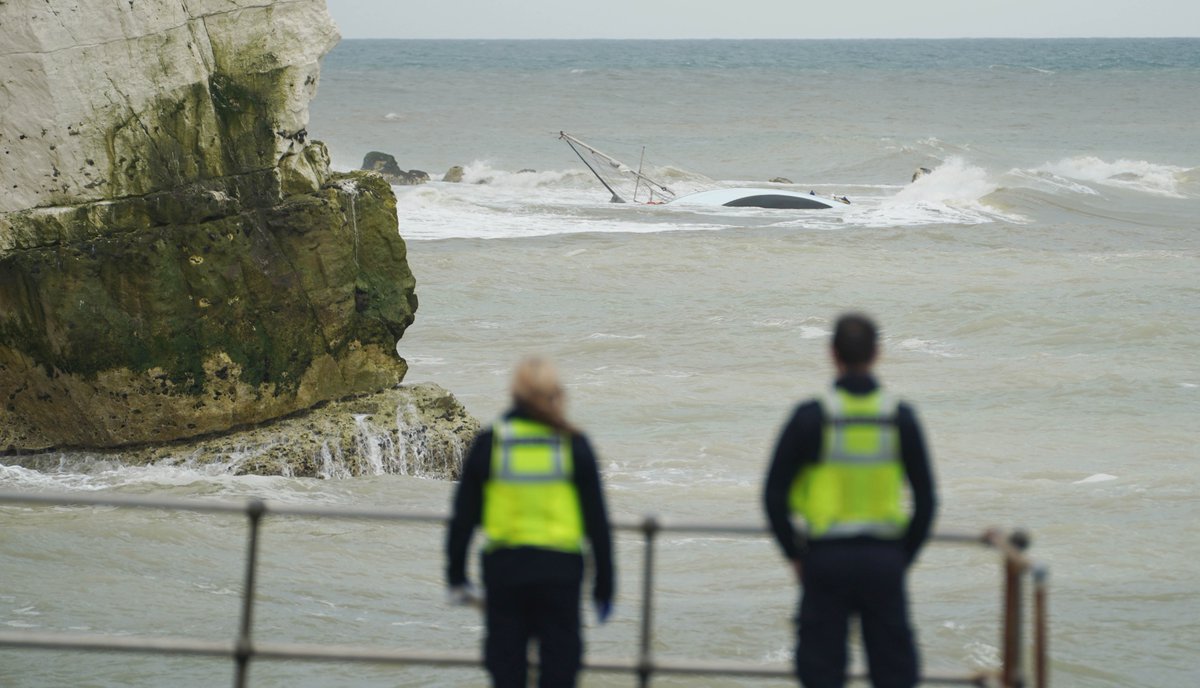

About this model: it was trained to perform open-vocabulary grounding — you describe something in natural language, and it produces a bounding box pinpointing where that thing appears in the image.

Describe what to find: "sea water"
[2,39,1198,687]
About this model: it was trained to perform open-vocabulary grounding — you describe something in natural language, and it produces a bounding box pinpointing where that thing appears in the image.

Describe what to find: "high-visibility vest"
[789,389,908,540]
[483,418,584,553]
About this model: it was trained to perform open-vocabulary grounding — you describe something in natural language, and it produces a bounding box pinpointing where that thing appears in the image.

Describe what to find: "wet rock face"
[9,383,479,481]
[0,1,422,452]
[0,171,417,450]
[225,382,480,480]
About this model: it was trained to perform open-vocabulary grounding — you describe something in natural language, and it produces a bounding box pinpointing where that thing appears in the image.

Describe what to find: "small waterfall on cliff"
[352,413,394,475]
[392,402,430,476]
[389,400,467,478]
[296,397,470,479]
[316,441,352,480]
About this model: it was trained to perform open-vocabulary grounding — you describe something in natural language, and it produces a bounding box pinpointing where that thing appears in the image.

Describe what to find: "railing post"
[1001,531,1028,688]
[1033,565,1049,688]
[233,499,265,688]
[637,515,660,688]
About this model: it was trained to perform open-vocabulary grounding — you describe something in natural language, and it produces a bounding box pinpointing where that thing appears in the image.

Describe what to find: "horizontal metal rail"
[0,630,989,684]
[0,490,1046,687]
[0,489,993,541]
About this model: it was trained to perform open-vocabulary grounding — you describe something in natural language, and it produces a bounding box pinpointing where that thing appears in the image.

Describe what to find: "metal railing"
[0,490,1048,687]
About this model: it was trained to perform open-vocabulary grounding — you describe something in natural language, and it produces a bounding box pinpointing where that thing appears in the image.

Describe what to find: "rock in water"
[0,1,440,456]
[361,152,430,186]
[362,151,406,178]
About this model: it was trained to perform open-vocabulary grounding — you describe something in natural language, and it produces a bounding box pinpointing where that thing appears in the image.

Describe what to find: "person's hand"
[791,558,804,582]
[447,582,481,607]
[594,599,612,624]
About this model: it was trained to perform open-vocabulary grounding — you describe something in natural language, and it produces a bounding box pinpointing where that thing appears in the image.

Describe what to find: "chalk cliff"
[0,0,475,476]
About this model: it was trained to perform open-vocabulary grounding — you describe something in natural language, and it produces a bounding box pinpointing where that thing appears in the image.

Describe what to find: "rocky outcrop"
[0,167,418,451]
[7,383,478,480]
[361,152,430,186]
[0,1,465,463]
[443,165,465,183]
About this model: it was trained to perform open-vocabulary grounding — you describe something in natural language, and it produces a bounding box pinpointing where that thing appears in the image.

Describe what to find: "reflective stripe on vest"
[483,418,583,553]
[789,389,908,540]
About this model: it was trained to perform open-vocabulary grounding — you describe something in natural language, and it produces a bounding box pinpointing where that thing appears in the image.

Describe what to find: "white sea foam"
[890,157,996,204]
[1073,473,1118,484]
[585,332,646,340]
[391,176,728,240]
[416,147,1157,240]
[0,455,337,501]
[865,157,1026,226]
[452,160,577,188]
[1,461,240,492]
[1033,157,1188,197]
[386,154,1049,240]
[895,337,960,358]
[760,645,792,664]
[1006,167,1102,195]
[965,640,1000,667]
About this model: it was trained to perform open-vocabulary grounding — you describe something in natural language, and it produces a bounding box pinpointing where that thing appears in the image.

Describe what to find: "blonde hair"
[510,357,575,434]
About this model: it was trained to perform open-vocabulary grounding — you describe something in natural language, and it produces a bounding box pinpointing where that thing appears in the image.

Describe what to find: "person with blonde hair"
[446,357,614,688]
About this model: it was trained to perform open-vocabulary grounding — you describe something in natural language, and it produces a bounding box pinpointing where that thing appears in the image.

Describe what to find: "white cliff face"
[0,0,339,218]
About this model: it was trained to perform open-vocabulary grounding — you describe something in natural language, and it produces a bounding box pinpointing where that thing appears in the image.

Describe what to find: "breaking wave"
[1025,156,1190,197]
[369,151,1194,240]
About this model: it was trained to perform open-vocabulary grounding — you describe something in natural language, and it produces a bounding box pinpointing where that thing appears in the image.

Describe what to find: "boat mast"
[634,146,645,203]
[559,132,675,203]
[559,131,626,203]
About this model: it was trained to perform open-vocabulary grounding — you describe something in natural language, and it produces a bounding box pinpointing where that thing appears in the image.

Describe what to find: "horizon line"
[334,35,1200,41]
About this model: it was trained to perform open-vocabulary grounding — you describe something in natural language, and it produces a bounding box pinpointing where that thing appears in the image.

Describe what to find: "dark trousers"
[484,578,583,688]
[795,539,919,688]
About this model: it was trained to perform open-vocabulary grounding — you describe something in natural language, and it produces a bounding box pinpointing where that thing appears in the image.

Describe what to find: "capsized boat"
[670,187,848,209]
[559,132,850,209]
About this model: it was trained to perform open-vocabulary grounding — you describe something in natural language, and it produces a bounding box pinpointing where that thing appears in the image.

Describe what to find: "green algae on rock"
[0,167,418,451]
[0,1,468,467]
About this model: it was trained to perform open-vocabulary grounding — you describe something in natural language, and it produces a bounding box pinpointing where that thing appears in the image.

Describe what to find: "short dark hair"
[832,313,878,368]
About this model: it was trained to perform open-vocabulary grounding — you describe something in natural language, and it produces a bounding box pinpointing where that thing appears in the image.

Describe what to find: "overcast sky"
[326,1,1200,40]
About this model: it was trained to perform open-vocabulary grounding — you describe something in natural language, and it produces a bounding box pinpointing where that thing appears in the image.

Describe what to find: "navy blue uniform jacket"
[763,373,937,564]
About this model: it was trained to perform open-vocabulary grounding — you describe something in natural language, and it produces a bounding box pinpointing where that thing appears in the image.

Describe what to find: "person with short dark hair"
[446,357,615,688]
[764,313,937,688]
